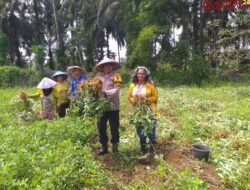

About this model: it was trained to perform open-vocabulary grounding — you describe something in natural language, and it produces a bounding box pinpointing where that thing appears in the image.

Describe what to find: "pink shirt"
[100,71,122,111]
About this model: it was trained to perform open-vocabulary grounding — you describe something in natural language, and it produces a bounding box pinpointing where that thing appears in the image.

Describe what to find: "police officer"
[95,58,122,155]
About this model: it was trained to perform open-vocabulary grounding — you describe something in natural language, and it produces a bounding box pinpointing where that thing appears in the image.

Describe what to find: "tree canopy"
[0,0,249,72]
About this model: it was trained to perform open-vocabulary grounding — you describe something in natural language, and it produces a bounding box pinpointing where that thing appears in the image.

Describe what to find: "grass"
[0,82,250,189]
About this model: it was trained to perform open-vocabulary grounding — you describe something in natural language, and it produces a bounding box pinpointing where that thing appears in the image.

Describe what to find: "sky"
[109,37,127,61]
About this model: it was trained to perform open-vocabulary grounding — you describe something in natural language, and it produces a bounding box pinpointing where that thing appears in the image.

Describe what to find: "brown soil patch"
[92,140,231,190]
[92,145,161,189]
[164,147,231,190]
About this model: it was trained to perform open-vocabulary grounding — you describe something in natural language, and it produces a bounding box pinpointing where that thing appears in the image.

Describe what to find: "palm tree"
[81,0,125,61]
[2,0,33,67]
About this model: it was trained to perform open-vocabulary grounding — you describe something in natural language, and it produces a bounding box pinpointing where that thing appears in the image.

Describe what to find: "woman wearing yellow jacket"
[52,71,70,117]
[128,66,158,154]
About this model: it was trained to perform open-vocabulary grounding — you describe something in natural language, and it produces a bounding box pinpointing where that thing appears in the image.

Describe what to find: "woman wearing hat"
[20,77,58,120]
[128,66,158,154]
[67,66,88,97]
[52,71,70,117]
[95,58,122,155]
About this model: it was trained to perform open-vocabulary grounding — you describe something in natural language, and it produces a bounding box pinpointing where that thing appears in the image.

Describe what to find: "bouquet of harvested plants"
[68,77,111,118]
[10,94,40,121]
[129,103,156,136]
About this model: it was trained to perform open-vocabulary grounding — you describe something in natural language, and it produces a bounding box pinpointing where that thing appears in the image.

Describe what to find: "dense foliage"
[129,103,156,136]
[0,66,52,87]
[0,0,248,77]
[67,77,112,118]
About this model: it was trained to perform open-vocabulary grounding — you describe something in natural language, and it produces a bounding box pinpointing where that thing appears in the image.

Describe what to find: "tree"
[2,0,33,67]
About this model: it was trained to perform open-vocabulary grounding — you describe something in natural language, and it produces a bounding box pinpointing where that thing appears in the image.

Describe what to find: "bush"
[0,66,51,87]
[186,53,210,86]
[152,61,210,86]
[0,66,23,87]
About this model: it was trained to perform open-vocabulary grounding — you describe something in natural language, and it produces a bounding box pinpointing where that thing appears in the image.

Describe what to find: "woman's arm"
[128,83,137,104]
[146,84,158,104]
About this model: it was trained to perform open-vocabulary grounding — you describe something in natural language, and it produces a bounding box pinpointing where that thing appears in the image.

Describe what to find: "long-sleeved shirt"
[128,82,158,112]
[29,89,58,114]
[69,75,88,97]
[54,81,69,105]
[100,71,122,111]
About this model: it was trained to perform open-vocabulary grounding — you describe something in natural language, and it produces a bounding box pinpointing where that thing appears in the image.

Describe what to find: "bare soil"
[92,139,231,190]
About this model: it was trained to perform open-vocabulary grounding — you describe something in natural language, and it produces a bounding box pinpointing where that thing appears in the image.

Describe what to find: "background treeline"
[0,0,249,85]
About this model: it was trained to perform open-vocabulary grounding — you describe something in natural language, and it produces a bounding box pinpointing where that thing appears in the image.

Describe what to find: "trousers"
[97,110,120,145]
[136,121,156,144]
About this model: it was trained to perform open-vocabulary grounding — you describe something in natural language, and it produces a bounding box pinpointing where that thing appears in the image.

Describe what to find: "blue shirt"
[70,75,88,97]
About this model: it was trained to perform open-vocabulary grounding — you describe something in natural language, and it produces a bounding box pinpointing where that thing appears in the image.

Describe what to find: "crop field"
[0,83,249,189]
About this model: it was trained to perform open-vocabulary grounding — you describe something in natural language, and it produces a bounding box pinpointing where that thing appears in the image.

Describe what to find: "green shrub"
[0,66,51,87]
[0,66,22,87]
[186,53,210,86]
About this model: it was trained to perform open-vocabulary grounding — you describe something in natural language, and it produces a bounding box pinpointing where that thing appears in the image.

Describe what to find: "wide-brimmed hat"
[52,71,68,79]
[37,77,57,89]
[95,58,120,72]
[67,66,86,76]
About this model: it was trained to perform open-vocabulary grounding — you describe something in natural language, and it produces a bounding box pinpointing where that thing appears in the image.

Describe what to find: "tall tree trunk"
[48,37,54,70]
[77,45,83,65]
[192,0,199,51]
[8,13,23,67]
[172,25,176,47]
[0,17,2,33]
[117,41,120,63]
[8,0,23,67]
[51,0,60,43]
[45,0,55,69]
[199,1,205,52]
[51,0,67,69]
[33,1,43,45]
[73,0,83,65]
[106,31,110,58]
[210,26,217,68]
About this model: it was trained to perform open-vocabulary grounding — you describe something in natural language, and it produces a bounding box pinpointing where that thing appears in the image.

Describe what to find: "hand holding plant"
[68,77,111,118]
[129,103,156,136]
[19,91,28,100]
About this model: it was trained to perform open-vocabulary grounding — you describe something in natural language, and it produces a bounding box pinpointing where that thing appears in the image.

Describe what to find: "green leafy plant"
[129,103,156,136]
[9,96,40,122]
[176,169,207,190]
[67,77,111,118]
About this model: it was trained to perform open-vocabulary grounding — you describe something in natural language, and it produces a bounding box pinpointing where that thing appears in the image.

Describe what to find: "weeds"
[1,83,250,189]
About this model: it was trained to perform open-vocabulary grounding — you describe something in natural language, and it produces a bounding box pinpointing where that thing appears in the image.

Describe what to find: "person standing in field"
[52,71,70,117]
[67,66,88,97]
[95,58,122,155]
[128,66,158,154]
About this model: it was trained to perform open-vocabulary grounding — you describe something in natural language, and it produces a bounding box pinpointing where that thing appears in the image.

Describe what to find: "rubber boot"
[98,144,108,155]
[140,143,147,154]
[112,143,118,153]
[149,143,154,153]
[149,140,156,153]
